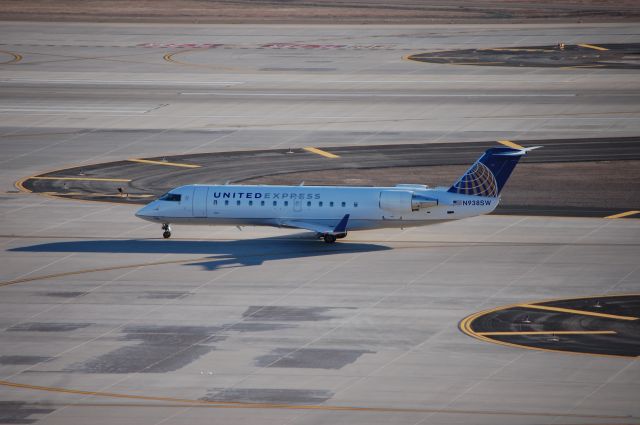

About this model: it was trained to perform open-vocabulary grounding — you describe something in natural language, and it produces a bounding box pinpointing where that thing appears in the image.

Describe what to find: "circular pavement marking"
[460,294,640,357]
[407,43,640,69]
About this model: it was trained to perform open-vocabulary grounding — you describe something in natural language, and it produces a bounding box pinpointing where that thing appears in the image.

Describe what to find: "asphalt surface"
[462,295,640,357]
[1,22,639,425]
[18,136,640,217]
[408,43,640,69]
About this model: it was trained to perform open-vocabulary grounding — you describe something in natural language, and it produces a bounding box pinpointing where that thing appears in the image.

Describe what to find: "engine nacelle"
[379,190,438,212]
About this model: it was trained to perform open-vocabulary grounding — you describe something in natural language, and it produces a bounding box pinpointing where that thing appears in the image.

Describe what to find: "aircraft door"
[192,186,208,217]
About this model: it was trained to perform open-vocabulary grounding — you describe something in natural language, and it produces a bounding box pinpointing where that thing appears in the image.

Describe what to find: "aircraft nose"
[135,204,153,219]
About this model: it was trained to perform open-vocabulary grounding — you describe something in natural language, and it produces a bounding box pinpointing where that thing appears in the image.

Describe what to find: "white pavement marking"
[0,78,244,86]
[180,92,577,97]
[0,108,153,114]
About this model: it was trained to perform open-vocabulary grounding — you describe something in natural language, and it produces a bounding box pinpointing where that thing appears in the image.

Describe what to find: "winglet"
[497,140,542,156]
[333,214,350,234]
[497,145,543,156]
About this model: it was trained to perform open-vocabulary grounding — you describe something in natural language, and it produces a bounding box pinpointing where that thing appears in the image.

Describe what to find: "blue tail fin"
[448,146,538,197]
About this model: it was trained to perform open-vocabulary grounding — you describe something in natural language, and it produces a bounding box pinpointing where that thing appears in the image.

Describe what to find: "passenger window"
[341,201,346,207]
[354,202,358,207]
[329,201,334,207]
[261,201,265,206]
[236,200,241,206]
[284,201,288,206]
[319,201,323,207]
[273,201,277,206]
[249,200,253,206]
[224,200,229,206]
[307,201,311,207]
[213,200,218,205]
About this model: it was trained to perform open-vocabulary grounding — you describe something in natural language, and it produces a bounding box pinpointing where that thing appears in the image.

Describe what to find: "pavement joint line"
[0,244,380,287]
[578,43,609,51]
[311,217,530,419]
[2,254,241,421]
[128,158,201,168]
[0,257,209,287]
[605,210,640,219]
[303,146,340,158]
[0,223,157,332]
[28,176,132,182]
[519,304,639,321]
[31,237,366,419]
[478,331,616,336]
[497,139,525,150]
[0,127,104,167]
[199,243,374,399]
[479,215,614,310]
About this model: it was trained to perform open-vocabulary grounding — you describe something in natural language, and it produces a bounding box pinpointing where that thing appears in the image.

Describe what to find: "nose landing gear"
[162,223,171,239]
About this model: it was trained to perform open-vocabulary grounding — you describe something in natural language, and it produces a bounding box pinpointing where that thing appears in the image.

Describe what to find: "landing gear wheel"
[323,234,337,244]
[161,224,171,239]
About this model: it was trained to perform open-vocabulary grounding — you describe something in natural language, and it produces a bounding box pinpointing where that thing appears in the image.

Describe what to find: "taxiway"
[0,21,639,425]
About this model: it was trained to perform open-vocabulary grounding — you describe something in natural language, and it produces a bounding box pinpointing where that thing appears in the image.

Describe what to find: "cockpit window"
[159,193,181,202]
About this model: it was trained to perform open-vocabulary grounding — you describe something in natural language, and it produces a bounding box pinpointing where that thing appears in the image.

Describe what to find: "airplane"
[135,145,539,243]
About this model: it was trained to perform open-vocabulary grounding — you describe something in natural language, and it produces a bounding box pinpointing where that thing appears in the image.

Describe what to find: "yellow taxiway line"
[519,304,638,321]
[0,257,210,288]
[128,158,201,168]
[478,330,616,336]
[605,210,640,219]
[28,176,131,182]
[303,146,340,159]
[578,44,609,51]
[0,379,632,419]
[497,140,525,150]
[0,50,22,64]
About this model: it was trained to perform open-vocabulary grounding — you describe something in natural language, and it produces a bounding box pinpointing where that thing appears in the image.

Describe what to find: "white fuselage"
[135,184,498,232]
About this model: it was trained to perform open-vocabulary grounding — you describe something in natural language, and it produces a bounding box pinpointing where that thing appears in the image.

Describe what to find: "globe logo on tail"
[450,162,498,197]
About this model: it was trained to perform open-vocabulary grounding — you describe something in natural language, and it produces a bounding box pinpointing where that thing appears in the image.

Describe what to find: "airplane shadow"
[9,236,392,271]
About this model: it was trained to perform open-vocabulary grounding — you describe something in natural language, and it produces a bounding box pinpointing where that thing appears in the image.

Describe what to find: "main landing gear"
[320,232,346,244]
[323,234,337,244]
[162,223,171,239]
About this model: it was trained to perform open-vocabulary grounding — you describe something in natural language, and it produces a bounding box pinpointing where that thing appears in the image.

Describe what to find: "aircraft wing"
[280,214,350,235]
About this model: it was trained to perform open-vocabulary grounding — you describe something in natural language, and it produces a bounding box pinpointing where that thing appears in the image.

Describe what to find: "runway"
[1,21,639,425]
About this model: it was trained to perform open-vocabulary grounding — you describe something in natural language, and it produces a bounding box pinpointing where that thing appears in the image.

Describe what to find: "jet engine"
[379,190,438,213]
